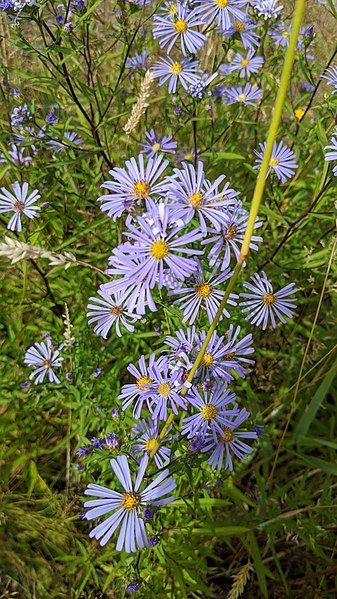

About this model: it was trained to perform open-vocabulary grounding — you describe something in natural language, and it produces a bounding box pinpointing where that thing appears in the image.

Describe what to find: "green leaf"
[191,525,250,536]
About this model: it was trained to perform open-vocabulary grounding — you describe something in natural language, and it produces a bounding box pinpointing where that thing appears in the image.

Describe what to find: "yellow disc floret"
[171,61,183,75]
[145,437,159,452]
[215,0,228,6]
[150,240,169,260]
[196,282,212,298]
[158,382,171,397]
[174,19,188,33]
[263,293,276,305]
[13,200,24,213]
[201,404,218,421]
[168,1,178,14]
[221,427,234,443]
[234,21,246,32]
[201,352,214,367]
[136,375,152,391]
[223,225,237,239]
[237,93,246,102]
[152,142,161,152]
[241,58,249,67]
[269,157,279,167]
[188,192,204,209]
[133,180,151,199]
[111,305,124,316]
[122,492,141,511]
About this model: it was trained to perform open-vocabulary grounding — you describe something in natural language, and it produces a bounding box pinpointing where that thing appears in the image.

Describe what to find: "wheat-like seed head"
[226,562,254,599]
[0,236,77,268]
[123,70,154,136]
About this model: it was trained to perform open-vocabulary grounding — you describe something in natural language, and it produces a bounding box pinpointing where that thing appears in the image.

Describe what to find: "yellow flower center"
[188,192,204,209]
[174,19,188,33]
[184,152,194,161]
[282,31,289,38]
[145,437,159,452]
[158,382,171,397]
[150,240,169,260]
[201,352,214,367]
[234,20,246,32]
[122,492,141,511]
[237,93,246,102]
[220,427,234,443]
[201,404,218,421]
[171,61,183,75]
[224,352,236,360]
[13,200,24,213]
[269,157,279,167]
[136,375,152,391]
[215,0,228,6]
[263,293,276,305]
[168,1,178,14]
[223,225,237,239]
[196,282,212,298]
[242,58,249,67]
[111,305,124,316]
[43,359,52,366]
[152,142,161,152]
[133,180,151,199]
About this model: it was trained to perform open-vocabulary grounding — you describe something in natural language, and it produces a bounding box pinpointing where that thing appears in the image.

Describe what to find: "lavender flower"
[254,140,298,183]
[269,22,291,47]
[321,66,337,95]
[132,417,171,468]
[166,161,235,234]
[147,359,186,421]
[0,143,32,166]
[220,324,255,378]
[140,129,177,158]
[119,354,166,417]
[195,330,237,383]
[239,271,298,329]
[153,5,206,56]
[152,57,201,94]
[105,433,119,449]
[0,182,40,232]
[24,338,63,384]
[77,446,91,458]
[11,104,30,127]
[182,385,238,439]
[223,17,260,49]
[87,288,141,338]
[83,455,176,550]
[164,326,199,360]
[226,83,262,106]
[202,204,263,269]
[225,49,264,78]
[98,154,168,220]
[92,437,104,449]
[252,0,283,19]
[202,409,257,470]
[126,51,149,71]
[126,581,141,593]
[168,263,237,324]
[195,0,246,31]
[324,137,337,176]
[47,131,82,153]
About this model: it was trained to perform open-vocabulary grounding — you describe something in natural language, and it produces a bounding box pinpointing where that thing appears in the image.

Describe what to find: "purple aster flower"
[226,82,262,106]
[24,338,63,384]
[87,288,141,338]
[125,51,149,71]
[252,0,283,19]
[269,22,291,47]
[168,262,237,324]
[20,380,31,389]
[119,354,166,417]
[182,384,238,439]
[195,330,238,383]
[45,111,58,125]
[11,104,30,127]
[98,154,168,221]
[153,5,206,56]
[140,129,177,158]
[105,433,120,449]
[147,359,187,421]
[0,182,40,232]
[324,137,337,176]
[92,367,103,378]
[66,372,73,382]
[195,0,246,31]
[77,446,91,458]
[92,437,104,449]
[202,409,258,470]
[111,407,120,418]
[187,72,218,99]
[152,56,201,94]
[132,417,171,468]
[202,204,263,269]
[149,536,158,546]
[254,140,298,183]
[164,326,199,362]
[300,81,315,92]
[47,131,82,153]
[223,16,260,49]
[165,161,235,235]
[188,433,205,453]
[321,66,337,95]
[225,49,264,78]
[220,324,255,378]
[126,581,141,593]
[118,202,203,289]
[0,143,32,166]
[83,454,176,550]
[239,271,298,329]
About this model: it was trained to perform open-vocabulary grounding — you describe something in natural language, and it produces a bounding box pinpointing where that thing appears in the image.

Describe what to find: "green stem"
[151,0,306,458]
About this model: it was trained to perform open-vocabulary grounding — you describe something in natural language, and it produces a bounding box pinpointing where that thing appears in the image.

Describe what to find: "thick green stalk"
[151,0,306,457]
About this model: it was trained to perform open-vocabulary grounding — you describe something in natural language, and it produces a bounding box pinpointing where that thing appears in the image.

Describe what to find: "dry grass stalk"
[226,562,254,599]
[0,236,76,268]
[62,303,75,347]
[123,70,154,135]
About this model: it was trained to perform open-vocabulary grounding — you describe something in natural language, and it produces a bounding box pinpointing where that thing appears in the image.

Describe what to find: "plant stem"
[151,0,306,458]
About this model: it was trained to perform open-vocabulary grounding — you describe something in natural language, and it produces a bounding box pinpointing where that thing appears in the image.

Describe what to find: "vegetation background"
[0,0,337,597]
